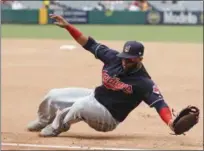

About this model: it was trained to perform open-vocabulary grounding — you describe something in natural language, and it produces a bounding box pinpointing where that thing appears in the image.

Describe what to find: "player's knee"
[45,89,59,101]
[75,100,86,111]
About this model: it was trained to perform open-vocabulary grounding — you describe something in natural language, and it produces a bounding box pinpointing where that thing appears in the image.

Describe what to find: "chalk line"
[2,142,144,150]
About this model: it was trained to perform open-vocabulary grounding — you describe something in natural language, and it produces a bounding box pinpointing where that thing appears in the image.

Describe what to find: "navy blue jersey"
[83,37,164,122]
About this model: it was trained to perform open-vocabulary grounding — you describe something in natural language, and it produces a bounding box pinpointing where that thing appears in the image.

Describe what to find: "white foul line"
[2,142,143,150]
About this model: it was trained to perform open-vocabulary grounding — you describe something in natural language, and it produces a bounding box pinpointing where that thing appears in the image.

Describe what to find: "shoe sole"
[27,123,47,132]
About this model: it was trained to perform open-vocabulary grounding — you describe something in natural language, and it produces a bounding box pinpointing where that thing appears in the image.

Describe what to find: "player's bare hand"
[49,14,69,28]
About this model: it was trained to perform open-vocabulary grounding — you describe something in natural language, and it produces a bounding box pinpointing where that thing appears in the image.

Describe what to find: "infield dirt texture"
[1,25,203,150]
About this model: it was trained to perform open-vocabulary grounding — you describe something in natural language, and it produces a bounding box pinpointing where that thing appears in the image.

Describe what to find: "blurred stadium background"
[1,0,203,11]
[1,0,203,42]
[1,0,203,25]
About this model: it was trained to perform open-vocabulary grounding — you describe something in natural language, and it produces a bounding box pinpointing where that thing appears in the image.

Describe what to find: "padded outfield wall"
[1,9,203,25]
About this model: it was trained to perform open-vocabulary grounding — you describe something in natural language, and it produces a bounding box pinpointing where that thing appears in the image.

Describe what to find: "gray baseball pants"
[36,88,119,132]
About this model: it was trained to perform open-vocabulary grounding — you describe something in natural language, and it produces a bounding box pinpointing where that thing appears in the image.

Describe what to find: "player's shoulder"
[131,76,154,89]
[110,49,122,62]
[110,48,120,55]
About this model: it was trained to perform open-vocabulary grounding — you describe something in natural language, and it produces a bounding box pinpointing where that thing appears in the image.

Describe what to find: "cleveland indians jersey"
[83,37,164,122]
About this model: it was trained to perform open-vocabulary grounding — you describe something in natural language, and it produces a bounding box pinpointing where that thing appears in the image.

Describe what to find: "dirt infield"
[2,39,203,150]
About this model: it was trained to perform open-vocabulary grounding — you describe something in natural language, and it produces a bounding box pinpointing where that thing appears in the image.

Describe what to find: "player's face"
[122,57,143,70]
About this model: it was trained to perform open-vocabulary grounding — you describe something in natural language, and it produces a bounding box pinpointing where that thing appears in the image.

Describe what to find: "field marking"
[60,44,76,50]
[2,142,144,150]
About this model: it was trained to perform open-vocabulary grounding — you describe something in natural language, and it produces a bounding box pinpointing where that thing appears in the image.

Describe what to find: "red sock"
[65,24,82,40]
[159,107,172,125]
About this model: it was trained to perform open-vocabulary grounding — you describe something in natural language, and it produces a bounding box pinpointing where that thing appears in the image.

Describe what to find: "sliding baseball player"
[27,14,199,137]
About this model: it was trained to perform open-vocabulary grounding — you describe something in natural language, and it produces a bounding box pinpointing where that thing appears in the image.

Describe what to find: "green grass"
[1,24,203,43]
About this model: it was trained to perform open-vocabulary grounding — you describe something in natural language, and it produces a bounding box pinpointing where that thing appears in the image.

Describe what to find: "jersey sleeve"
[144,84,165,108]
[83,37,119,64]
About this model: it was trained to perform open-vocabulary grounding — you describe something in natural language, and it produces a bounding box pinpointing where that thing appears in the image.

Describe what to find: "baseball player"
[27,14,199,137]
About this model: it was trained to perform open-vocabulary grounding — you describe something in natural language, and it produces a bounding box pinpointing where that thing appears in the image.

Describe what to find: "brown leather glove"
[170,106,199,135]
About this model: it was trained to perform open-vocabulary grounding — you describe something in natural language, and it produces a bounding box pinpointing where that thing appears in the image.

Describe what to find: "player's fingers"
[49,14,56,18]
[50,14,62,20]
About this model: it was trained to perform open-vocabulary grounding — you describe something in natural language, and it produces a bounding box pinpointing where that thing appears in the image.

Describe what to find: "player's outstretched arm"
[50,14,118,64]
[50,14,88,46]
[152,100,174,131]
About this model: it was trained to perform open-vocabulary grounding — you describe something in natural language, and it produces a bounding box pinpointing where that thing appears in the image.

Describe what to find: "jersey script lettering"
[102,70,133,94]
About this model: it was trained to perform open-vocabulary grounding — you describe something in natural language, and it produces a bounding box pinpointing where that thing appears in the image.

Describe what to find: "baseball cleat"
[40,108,70,137]
[39,123,70,137]
[27,119,47,132]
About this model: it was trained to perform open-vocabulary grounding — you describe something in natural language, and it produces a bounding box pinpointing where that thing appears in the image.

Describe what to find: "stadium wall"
[1,9,203,25]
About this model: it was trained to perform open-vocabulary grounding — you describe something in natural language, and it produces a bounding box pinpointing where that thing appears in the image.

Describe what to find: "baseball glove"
[171,106,199,135]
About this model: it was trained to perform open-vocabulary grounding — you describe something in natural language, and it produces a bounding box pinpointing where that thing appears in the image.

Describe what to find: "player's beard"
[124,62,142,73]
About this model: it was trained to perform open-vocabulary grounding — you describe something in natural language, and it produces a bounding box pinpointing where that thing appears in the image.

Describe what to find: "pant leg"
[57,92,119,132]
[82,96,119,132]
[37,87,93,124]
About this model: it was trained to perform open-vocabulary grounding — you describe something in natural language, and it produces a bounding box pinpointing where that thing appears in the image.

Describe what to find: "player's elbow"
[78,35,89,46]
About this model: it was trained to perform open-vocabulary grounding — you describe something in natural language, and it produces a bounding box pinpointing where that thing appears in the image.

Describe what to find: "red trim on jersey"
[159,107,172,125]
[65,24,82,40]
